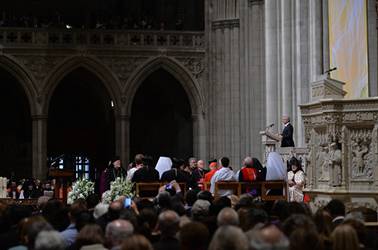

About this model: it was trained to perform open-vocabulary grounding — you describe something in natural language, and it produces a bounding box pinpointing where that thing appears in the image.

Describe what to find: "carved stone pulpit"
[260,129,280,164]
[300,77,378,212]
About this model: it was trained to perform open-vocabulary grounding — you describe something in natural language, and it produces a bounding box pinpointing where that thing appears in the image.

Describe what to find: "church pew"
[214,180,287,201]
[135,182,187,198]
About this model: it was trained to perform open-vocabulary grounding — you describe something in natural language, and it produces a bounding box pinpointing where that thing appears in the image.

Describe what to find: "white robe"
[288,170,305,202]
[210,167,235,196]
[266,152,287,180]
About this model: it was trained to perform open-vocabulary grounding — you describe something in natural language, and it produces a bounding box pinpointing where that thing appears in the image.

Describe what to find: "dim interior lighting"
[111,100,114,107]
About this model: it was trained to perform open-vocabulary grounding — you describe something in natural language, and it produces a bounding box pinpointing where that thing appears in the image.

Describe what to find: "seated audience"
[217,207,239,227]
[191,159,208,186]
[75,224,107,250]
[161,158,191,184]
[60,199,87,247]
[127,154,144,182]
[247,224,289,250]
[331,224,360,250]
[210,157,235,195]
[237,157,258,182]
[209,226,248,250]
[34,230,65,250]
[153,210,180,250]
[179,222,209,250]
[324,199,346,229]
[105,219,134,250]
[121,234,153,250]
[132,156,159,183]
[204,160,218,184]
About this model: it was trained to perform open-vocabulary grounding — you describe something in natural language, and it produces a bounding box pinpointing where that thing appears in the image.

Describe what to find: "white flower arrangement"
[67,179,94,204]
[102,177,134,204]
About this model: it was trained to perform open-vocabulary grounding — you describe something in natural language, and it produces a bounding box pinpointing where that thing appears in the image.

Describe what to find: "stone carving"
[212,19,240,30]
[329,142,342,186]
[310,77,346,101]
[178,57,205,79]
[15,55,65,85]
[317,145,330,181]
[99,56,147,83]
[350,129,374,180]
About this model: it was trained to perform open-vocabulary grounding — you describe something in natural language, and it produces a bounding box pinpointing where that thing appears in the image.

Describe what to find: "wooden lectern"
[48,169,74,203]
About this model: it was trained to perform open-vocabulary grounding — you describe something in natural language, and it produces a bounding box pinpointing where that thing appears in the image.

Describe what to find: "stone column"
[367,0,378,96]
[309,0,323,82]
[193,113,207,161]
[281,0,292,118]
[116,114,130,167]
[32,115,47,180]
[265,0,279,125]
[294,0,310,147]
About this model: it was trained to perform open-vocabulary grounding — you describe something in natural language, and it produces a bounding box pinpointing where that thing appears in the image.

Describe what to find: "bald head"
[157,210,180,236]
[217,207,239,227]
[243,157,253,168]
[261,225,284,244]
[106,219,134,247]
[197,160,205,170]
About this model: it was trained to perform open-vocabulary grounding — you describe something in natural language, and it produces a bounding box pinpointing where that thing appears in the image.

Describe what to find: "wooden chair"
[261,181,287,201]
[203,181,211,191]
[214,181,241,197]
[162,182,187,196]
[135,182,161,198]
[240,181,263,195]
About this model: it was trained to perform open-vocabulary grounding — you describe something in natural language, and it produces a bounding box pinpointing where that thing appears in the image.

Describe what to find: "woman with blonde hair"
[331,224,360,250]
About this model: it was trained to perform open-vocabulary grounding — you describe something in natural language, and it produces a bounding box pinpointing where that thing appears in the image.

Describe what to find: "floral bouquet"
[67,179,95,204]
[102,177,134,204]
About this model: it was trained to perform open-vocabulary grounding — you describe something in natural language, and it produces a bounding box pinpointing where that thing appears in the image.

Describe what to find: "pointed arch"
[42,56,122,116]
[124,56,205,116]
[0,54,38,115]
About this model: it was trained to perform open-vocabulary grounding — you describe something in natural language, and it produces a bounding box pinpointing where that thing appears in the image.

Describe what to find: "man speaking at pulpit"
[280,115,295,147]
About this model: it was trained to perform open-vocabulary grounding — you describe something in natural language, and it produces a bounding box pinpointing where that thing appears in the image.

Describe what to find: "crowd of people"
[0,11,185,31]
[100,152,304,202]
[0,182,377,250]
[0,153,376,249]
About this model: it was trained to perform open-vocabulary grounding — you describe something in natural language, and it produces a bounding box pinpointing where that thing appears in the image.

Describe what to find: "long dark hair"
[288,157,303,173]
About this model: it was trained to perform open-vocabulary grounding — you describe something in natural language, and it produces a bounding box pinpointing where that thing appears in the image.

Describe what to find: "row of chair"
[135,180,288,201]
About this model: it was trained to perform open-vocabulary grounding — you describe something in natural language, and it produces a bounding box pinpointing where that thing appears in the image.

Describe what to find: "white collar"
[284,122,290,127]
[332,216,345,223]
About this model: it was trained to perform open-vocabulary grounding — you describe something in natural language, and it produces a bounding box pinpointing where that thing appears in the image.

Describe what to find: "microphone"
[324,67,337,74]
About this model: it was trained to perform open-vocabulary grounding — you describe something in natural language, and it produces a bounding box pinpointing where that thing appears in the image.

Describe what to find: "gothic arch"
[0,54,37,115]
[124,56,205,116]
[42,56,122,116]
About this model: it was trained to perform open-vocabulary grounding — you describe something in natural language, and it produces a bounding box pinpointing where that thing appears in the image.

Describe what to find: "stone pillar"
[265,0,279,126]
[32,115,47,180]
[116,114,130,167]
[193,113,207,161]
[281,0,292,117]
[207,0,242,167]
[367,0,378,96]
[294,0,310,147]
[309,0,323,82]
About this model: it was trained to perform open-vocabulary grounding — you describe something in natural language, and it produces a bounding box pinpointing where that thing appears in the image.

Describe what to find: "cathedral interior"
[0,0,378,210]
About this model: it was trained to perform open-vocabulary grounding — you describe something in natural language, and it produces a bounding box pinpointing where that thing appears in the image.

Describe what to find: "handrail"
[0,28,205,49]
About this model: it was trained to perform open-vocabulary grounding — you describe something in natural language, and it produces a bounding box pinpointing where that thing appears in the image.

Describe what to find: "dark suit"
[161,168,190,184]
[281,123,295,147]
[132,167,160,182]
